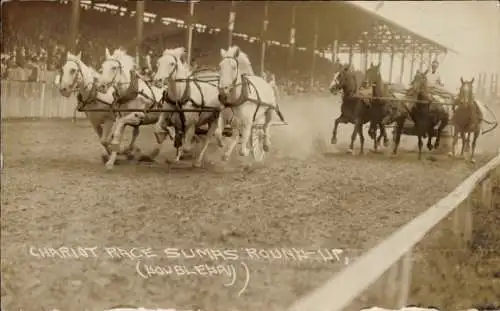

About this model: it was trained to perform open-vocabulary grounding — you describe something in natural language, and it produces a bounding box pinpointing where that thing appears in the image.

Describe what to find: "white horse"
[96,48,169,170]
[218,46,284,160]
[152,47,224,167]
[56,51,137,162]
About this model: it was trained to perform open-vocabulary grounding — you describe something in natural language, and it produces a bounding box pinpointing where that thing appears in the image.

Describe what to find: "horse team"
[330,63,482,162]
[56,47,483,170]
[57,45,281,170]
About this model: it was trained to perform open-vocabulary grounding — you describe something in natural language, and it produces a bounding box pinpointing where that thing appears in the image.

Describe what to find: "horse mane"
[109,48,136,72]
[162,47,192,75]
[228,46,254,75]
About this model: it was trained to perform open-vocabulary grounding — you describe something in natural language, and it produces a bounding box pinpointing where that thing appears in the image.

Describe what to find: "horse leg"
[381,123,389,147]
[416,123,424,160]
[147,113,171,161]
[105,112,144,170]
[433,117,448,150]
[99,120,115,162]
[123,126,140,160]
[262,108,274,152]
[470,130,479,163]
[172,131,184,163]
[222,119,241,162]
[194,114,221,167]
[358,121,365,155]
[464,132,471,153]
[459,131,467,158]
[331,114,348,145]
[392,118,405,155]
[213,112,225,148]
[368,122,378,152]
[350,119,363,155]
[426,126,434,151]
[450,128,459,157]
[181,119,197,154]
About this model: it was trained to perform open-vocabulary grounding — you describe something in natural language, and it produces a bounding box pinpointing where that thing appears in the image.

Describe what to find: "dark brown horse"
[329,65,389,155]
[363,63,392,151]
[451,77,482,162]
[380,70,449,159]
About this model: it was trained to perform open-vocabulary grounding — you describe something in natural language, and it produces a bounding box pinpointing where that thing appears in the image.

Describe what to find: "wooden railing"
[287,154,500,311]
[1,80,86,119]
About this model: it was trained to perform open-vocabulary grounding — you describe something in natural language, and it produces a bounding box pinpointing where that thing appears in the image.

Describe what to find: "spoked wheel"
[250,127,266,161]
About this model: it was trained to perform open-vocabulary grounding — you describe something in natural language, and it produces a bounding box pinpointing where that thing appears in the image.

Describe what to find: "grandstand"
[1,0,337,93]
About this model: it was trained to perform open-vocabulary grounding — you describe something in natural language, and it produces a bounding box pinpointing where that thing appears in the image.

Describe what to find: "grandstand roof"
[96,0,452,54]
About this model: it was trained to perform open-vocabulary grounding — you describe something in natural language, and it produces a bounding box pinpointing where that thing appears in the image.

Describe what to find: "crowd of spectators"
[2,1,336,93]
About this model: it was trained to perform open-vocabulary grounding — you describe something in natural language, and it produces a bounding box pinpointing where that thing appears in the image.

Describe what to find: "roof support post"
[331,25,339,69]
[185,0,196,65]
[259,1,269,77]
[348,43,354,68]
[389,47,395,83]
[310,15,319,89]
[427,51,432,71]
[135,0,144,68]
[418,49,424,72]
[362,41,369,72]
[286,4,297,80]
[378,51,382,65]
[227,0,236,48]
[69,0,80,54]
[408,44,416,83]
[399,51,405,84]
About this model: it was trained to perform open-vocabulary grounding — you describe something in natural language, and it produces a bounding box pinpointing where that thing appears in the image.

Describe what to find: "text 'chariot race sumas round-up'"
[28,246,351,264]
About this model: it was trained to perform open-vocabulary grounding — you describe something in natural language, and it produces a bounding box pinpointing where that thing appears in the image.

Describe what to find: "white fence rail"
[1,80,85,119]
[287,154,500,311]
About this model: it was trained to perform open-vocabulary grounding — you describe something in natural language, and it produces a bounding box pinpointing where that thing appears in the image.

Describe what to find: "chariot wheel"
[250,127,265,161]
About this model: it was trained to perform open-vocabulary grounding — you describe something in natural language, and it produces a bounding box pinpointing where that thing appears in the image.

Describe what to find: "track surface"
[1,95,498,311]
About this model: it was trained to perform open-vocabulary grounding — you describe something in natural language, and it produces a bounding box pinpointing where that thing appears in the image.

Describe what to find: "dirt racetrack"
[2,94,499,311]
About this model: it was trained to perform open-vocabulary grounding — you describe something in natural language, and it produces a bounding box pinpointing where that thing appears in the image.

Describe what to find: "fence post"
[481,177,492,209]
[40,82,46,118]
[396,250,413,308]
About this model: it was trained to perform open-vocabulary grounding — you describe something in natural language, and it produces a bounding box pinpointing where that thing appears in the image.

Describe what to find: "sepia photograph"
[1,0,499,310]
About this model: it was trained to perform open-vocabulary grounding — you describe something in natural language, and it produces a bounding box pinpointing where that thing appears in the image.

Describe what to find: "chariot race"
[2,1,500,311]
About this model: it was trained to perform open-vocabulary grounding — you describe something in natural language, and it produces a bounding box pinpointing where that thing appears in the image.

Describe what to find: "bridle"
[100,58,127,90]
[458,82,474,107]
[156,53,179,87]
[59,60,89,93]
[218,56,243,93]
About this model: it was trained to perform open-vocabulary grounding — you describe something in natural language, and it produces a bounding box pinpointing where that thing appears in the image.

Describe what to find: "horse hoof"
[193,161,203,168]
[105,163,114,171]
[101,154,109,163]
[331,137,337,145]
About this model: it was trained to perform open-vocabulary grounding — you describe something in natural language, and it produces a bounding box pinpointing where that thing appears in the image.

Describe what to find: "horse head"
[218,45,253,100]
[58,51,86,97]
[97,47,135,93]
[409,69,429,100]
[458,76,475,107]
[153,47,187,88]
[332,65,357,96]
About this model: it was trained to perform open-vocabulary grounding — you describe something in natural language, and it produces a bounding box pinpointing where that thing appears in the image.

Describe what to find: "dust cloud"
[272,94,344,159]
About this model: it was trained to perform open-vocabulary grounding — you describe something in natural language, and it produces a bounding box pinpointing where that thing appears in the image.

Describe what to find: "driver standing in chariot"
[426,59,448,104]
[427,60,443,88]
